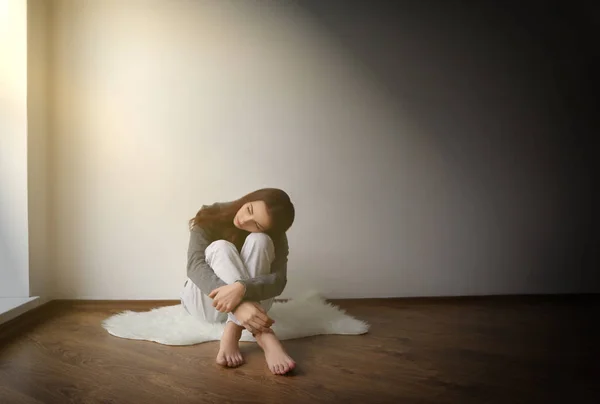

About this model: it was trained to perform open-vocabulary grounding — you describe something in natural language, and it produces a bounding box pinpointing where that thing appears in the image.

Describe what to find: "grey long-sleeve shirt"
[186,204,289,302]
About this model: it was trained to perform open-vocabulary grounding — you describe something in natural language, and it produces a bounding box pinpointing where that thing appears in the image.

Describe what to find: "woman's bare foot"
[255,331,296,375]
[216,322,244,368]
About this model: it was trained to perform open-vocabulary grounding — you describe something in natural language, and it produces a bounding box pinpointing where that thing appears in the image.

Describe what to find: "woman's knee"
[209,239,237,251]
[205,239,238,262]
[244,233,274,251]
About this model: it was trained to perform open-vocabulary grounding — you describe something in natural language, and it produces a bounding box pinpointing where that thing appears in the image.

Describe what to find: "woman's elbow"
[273,277,287,297]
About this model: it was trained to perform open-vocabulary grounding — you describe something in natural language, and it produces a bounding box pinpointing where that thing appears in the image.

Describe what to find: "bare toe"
[258,332,296,376]
[216,353,227,366]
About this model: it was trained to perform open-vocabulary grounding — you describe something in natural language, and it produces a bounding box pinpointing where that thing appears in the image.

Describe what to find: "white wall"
[48,0,595,299]
[0,0,29,297]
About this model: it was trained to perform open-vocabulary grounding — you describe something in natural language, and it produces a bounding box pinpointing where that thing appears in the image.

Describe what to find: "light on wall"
[0,0,9,22]
[0,2,7,35]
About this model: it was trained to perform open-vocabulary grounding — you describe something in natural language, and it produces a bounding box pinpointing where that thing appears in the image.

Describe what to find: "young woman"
[180,188,296,375]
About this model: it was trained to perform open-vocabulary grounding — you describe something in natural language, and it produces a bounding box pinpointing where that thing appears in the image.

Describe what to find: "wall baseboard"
[2,293,597,335]
[0,297,49,327]
[0,297,52,339]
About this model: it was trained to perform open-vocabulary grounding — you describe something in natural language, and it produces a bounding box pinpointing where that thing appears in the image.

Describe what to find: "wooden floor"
[0,296,598,404]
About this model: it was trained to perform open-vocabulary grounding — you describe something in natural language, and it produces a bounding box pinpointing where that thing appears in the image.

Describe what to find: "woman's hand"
[208,282,245,313]
[232,302,274,334]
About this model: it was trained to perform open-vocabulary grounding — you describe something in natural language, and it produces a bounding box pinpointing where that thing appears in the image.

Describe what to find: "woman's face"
[233,200,272,232]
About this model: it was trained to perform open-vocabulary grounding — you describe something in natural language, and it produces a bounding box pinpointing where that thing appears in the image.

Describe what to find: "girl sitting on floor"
[181,188,296,375]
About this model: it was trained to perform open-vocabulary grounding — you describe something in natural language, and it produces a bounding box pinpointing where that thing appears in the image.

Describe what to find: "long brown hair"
[189,188,295,249]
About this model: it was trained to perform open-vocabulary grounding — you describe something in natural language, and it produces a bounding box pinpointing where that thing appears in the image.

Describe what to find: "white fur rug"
[102,292,369,345]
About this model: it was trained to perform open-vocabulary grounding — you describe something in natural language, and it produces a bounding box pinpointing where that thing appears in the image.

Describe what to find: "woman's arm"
[187,226,227,296]
[237,233,289,301]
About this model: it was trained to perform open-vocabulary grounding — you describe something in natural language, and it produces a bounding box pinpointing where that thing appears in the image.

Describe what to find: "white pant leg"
[180,235,275,325]
[227,233,276,325]
[181,240,250,324]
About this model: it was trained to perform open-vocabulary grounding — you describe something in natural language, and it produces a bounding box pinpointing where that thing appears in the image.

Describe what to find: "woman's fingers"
[256,313,275,327]
[247,312,267,328]
[251,310,267,323]
[252,316,270,328]
[248,319,270,334]
[213,298,234,312]
[251,325,268,334]
[246,320,261,332]
[212,298,236,312]
[256,311,275,326]
[246,306,274,327]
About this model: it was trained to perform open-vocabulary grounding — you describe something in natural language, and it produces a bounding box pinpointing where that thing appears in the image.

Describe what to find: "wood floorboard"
[0,296,598,403]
